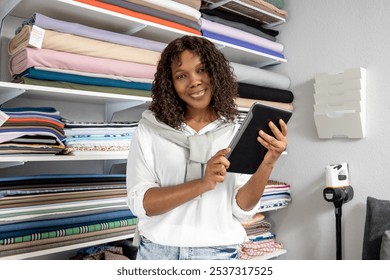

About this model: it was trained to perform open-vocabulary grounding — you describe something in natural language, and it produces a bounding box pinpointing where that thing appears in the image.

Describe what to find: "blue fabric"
[0,107,59,113]
[201,29,285,59]
[0,127,65,140]
[0,173,125,182]
[19,68,152,90]
[0,209,135,239]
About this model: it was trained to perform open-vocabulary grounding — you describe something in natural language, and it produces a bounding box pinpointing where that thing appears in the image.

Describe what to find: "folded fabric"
[200,8,279,37]
[16,13,167,52]
[0,218,137,245]
[203,0,287,23]
[8,25,161,66]
[201,29,284,59]
[125,0,201,22]
[201,13,276,42]
[9,47,157,78]
[100,0,201,30]
[173,0,201,10]
[201,18,283,53]
[18,67,152,91]
[239,0,288,18]
[236,97,294,112]
[0,173,126,188]
[230,62,290,89]
[74,0,201,35]
[32,66,152,84]
[238,83,294,103]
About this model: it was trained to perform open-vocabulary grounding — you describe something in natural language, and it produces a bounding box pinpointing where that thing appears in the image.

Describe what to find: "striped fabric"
[0,217,137,245]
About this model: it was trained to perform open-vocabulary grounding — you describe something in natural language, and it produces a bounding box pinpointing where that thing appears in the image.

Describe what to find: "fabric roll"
[8,26,161,66]
[238,83,294,103]
[202,29,284,58]
[9,48,156,79]
[0,218,136,245]
[17,13,167,52]
[201,13,276,42]
[201,18,283,53]
[230,62,290,90]
[13,77,152,97]
[173,0,201,10]
[202,0,287,21]
[75,0,201,35]
[18,67,152,90]
[239,0,288,18]
[0,209,134,238]
[126,0,201,22]
[265,0,285,9]
[236,97,293,112]
[200,8,279,37]
[0,226,135,256]
[32,66,152,84]
[98,0,201,30]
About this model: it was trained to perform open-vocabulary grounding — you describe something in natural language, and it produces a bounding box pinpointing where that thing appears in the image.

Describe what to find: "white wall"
[268,0,390,259]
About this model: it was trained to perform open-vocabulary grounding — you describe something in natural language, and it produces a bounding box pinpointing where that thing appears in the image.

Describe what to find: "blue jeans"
[136,236,240,260]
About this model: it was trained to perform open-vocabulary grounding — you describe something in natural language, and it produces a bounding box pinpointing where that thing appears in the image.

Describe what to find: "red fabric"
[75,0,201,35]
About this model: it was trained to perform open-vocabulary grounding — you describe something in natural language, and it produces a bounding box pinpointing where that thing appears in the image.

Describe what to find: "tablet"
[226,102,292,174]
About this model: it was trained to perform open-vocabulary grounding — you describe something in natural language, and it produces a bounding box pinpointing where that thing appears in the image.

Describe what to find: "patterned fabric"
[240,239,283,259]
[0,217,137,245]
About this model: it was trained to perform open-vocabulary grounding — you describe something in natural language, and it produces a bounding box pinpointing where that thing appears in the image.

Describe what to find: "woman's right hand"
[201,148,231,191]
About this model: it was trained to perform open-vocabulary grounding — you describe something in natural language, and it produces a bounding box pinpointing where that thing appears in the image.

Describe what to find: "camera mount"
[323,185,354,260]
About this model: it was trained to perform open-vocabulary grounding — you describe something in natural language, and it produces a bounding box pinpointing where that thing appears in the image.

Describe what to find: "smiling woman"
[125,35,289,260]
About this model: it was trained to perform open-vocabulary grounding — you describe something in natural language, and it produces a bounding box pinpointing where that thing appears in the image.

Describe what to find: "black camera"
[323,186,354,208]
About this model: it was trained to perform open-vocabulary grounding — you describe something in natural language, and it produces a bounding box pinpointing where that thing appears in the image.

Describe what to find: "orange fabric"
[75,0,201,35]
[7,118,64,128]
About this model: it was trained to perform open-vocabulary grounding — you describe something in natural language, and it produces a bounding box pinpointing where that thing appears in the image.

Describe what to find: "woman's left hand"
[257,119,288,166]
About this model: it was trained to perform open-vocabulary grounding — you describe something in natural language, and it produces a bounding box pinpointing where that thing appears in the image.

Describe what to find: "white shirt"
[126,110,260,247]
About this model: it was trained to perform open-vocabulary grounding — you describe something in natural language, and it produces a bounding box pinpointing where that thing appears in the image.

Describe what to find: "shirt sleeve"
[231,173,261,223]
[126,125,159,219]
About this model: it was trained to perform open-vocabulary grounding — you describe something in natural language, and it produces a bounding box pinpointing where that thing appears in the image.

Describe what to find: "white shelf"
[0,81,150,105]
[3,0,285,67]
[0,233,134,260]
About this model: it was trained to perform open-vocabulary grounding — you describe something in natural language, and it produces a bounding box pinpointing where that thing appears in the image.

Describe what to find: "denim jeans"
[136,236,240,260]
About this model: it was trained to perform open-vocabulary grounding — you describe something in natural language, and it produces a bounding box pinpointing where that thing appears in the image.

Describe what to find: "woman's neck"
[184,107,218,132]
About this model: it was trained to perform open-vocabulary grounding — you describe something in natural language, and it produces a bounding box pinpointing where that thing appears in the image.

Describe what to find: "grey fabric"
[362,196,390,259]
[140,110,235,181]
[380,230,390,260]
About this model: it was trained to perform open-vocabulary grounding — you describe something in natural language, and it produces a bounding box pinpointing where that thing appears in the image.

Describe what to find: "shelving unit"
[0,0,288,260]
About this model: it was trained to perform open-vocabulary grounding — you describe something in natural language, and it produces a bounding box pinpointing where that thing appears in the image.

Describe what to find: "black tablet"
[226,102,292,174]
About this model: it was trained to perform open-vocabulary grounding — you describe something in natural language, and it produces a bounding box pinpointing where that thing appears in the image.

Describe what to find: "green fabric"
[264,0,284,9]
[14,77,152,98]
[0,217,137,245]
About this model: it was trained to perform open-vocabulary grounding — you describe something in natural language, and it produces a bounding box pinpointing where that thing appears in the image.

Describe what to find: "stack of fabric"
[8,12,163,95]
[240,213,283,259]
[74,0,202,35]
[199,0,293,112]
[0,174,137,258]
[230,62,294,112]
[62,118,138,156]
[200,0,287,58]
[258,180,291,212]
[0,107,65,155]
[201,0,288,27]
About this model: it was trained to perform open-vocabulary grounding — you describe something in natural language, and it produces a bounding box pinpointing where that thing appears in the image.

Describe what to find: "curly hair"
[149,35,238,129]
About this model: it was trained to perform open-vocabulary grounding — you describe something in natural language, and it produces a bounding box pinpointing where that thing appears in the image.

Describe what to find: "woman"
[126,35,288,260]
